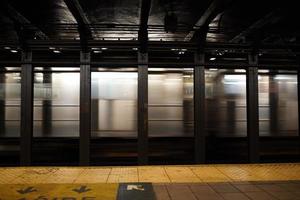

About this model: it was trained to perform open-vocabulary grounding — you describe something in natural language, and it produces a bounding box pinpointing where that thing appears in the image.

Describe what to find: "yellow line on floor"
[0,163,300,184]
[0,183,118,200]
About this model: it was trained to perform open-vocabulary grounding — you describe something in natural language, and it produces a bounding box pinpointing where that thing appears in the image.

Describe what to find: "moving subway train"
[0,67,298,165]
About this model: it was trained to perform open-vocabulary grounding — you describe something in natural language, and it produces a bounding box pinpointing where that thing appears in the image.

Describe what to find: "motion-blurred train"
[0,67,298,164]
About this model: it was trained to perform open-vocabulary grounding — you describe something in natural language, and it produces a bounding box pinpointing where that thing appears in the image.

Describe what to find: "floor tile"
[166,184,197,200]
[245,191,278,200]
[220,192,250,200]
[233,184,262,192]
[209,182,240,193]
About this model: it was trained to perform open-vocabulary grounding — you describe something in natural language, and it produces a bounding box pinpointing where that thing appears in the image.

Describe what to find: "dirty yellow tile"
[264,163,300,180]
[190,166,231,182]
[0,168,27,184]
[239,164,287,181]
[12,168,58,184]
[216,165,260,181]
[45,168,85,183]
[138,166,170,183]
[107,167,138,183]
[1,164,300,185]
[74,168,111,183]
[164,167,201,183]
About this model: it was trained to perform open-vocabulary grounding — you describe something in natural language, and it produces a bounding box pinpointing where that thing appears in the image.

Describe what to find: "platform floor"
[0,163,300,199]
[1,163,300,184]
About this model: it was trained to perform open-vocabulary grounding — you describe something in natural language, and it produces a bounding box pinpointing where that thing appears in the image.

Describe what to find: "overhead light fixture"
[101,47,108,50]
[171,48,188,55]
[234,69,245,73]
[10,49,18,53]
[49,47,55,50]
[53,50,61,54]
[274,76,294,80]
[210,57,216,61]
[4,47,11,50]
[259,70,269,73]
[224,75,246,82]
[93,50,102,54]
[132,47,138,51]
[91,47,100,50]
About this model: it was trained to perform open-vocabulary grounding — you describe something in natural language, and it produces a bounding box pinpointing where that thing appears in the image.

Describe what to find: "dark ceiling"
[0,0,299,44]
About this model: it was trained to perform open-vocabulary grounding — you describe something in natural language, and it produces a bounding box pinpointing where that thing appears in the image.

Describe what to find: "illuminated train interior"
[0,67,298,165]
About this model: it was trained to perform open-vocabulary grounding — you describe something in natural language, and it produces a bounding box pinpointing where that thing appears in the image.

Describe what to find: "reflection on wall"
[91,71,137,137]
[148,68,194,137]
[0,72,21,137]
[258,70,298,136]
[33,72,80,137]
[205,69,247,137]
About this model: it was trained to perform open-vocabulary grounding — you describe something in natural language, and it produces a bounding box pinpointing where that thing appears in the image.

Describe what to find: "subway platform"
[0,163,300,199]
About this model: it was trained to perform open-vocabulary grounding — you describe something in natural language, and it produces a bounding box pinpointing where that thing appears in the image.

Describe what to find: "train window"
[33,69,80,137]
[148,68,194,137]
[258,70,298,137]
[205,69,247,137]
[0,71,21,137]
[91,68,138,138]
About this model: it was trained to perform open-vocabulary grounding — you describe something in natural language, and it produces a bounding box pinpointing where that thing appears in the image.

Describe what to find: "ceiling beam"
[64,0,92,49]
[184,0,232,42]
[10,40,299,53]
[0,2,48,41]
[138,0,152,53]
[230,9,283,43]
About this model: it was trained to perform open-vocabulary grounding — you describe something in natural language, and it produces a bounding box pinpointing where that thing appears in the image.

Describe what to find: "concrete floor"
[0,163,300,199]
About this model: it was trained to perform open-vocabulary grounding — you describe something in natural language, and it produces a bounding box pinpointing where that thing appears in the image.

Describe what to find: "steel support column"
[138,52,148,165]
[194,52,206,163]
[20,51,33,166]
[0,73,5,135]
[42,70,52,135]
[247,53,259,163]
[79,51,91,166]
[297,58,300,155]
